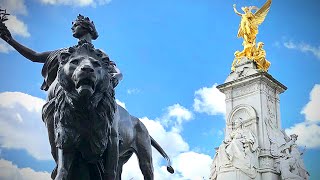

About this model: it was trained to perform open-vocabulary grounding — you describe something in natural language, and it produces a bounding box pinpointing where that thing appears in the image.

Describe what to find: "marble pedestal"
[211,58,287,180]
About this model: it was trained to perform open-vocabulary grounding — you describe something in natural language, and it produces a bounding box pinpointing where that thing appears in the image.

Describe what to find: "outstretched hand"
[0,22,12,42]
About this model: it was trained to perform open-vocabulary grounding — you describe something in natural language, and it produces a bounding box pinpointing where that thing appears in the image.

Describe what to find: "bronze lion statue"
[42,42,173,180]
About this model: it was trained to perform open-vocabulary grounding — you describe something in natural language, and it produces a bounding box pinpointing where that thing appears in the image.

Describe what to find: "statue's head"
[290,134,298,142]
[233,117,244,129]
[241,7,250,13]
[257,42,264,48]
[71,14,99,40]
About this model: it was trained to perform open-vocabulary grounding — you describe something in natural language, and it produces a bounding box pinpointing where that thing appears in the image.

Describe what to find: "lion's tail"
[150,136,174,174]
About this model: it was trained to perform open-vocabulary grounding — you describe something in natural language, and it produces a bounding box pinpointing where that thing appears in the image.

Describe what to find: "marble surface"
[210,60,308,180]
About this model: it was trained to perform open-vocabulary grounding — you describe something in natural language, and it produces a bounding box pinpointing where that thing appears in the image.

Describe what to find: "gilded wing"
[253,0,272,26]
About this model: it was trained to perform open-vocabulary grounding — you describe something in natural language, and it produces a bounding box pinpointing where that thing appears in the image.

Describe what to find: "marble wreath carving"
[210,118,259,180]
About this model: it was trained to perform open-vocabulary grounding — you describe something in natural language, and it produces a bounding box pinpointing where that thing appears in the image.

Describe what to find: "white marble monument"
[209,58,309,180]
[210,1,309,179]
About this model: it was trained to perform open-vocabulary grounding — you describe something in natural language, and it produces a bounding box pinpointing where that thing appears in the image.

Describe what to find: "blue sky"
[0,0,319,179]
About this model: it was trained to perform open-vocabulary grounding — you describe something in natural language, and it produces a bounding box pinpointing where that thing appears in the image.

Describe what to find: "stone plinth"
[217,62,287,153]
[210,58,288,180]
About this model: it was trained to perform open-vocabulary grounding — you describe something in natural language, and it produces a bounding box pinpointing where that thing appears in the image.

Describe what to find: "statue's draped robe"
[226,129,258,178]
[290,146,309,179]
[42,48,69,165]
[237,12,258,44]
[216,128,258,179]
[41,48,68,91]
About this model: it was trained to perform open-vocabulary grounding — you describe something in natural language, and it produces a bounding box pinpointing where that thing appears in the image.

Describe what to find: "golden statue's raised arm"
[233,4,242,16]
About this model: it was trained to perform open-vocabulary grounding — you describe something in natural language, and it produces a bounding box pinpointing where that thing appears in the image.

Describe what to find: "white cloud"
[167,104,193,124]
[0,42,14,53]
[284,41,320,59]
[193,83,226,116]
[0,0,30,53]
[0,92,51,160]
[0,92,45,113]
[0,0,27,15]
[173,152,212,180]
[121,116,187,180]
[127,88,140,95]
[116,99,126,109]
[283,41,296,49]
[285,84,320,149]
[285,122,320,149]
[301,84,320,122]
[121,154,144,180]
[39,0,111,7]
[122,152,212,180]
[160,104,193,132]
[121,116,212,180]
[0,92,214,179]
[6,15,30,37]
[0,0,30,37]
[140,117,189,158]
[0,159,51,180]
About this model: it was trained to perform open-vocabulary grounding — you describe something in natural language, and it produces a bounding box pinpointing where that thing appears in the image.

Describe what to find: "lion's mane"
[43,42,116,162]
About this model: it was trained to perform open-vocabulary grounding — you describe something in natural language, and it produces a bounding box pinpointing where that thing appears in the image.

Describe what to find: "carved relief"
[265,118,310,179]
[224,90,232,100]
[261,81,276,97]
[211,118,259,179]
[227,105,258,137]
[267,95,276,125]
[210,105,260,179]
[232,83,259,98]
[277,135,310,180]
[259,156,274,169]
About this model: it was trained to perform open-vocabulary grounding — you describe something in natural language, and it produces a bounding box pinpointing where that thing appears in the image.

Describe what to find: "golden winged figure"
[234,0,272,44]
[232,0,272,72]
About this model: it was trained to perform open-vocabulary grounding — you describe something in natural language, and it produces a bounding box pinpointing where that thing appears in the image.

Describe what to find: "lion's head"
[57,43,113,100]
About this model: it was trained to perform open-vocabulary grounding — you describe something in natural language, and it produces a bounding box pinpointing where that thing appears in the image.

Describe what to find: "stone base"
[217,167,254,180]
[216,167,280,180]
[259,172,280,180]
[226,57,261,83]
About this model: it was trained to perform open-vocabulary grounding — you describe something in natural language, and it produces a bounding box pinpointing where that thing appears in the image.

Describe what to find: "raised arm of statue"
[0,12,51,63]
[233,4,242,16]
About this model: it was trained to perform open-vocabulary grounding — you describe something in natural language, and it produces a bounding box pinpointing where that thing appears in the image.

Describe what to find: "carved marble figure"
[212,118,258,179]
[277,134,309,180]
[265,118,309,180]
